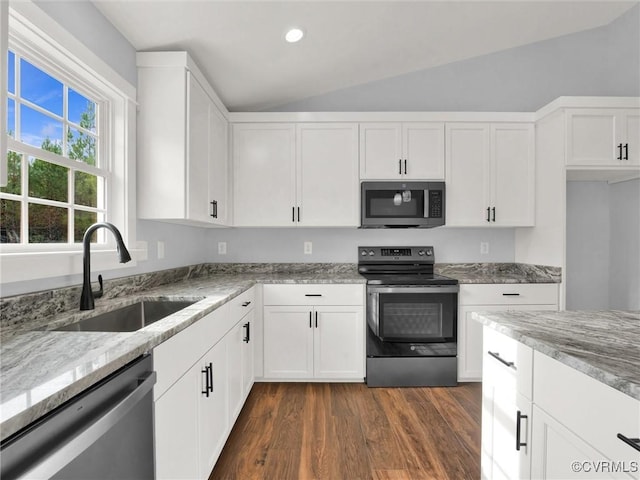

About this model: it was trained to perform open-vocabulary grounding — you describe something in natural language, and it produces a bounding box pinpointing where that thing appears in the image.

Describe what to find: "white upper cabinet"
[296,123,359,226]
[566,108,640,167]
[232,122,359,227]
[360,123,445,180]
[232,123,296,226]
[137,52,229,226]
[446,123,534,227]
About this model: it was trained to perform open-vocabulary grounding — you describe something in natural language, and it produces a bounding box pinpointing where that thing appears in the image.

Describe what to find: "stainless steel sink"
[54,300,196,332]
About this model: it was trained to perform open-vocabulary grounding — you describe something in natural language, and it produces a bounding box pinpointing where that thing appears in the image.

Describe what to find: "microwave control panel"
[428,190,443,218]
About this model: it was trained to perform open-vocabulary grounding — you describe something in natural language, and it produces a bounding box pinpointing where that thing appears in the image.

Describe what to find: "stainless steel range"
[359,246,459,387]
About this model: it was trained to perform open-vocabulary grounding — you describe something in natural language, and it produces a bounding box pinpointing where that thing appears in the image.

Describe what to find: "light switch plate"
[304,241,312,255]
[157,241,165,259]
[218,242,227,255]
[480,242,489,255]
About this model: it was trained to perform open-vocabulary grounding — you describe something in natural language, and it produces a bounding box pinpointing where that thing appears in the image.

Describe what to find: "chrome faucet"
[80,222,132,310]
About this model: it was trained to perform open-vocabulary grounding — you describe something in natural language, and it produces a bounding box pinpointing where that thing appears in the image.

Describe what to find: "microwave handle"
[424,190,430,218]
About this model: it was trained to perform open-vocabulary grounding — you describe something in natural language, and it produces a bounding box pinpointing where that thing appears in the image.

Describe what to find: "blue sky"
[7,50,96,150]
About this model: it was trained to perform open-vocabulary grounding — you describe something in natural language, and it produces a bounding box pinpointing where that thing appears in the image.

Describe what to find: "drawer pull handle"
[488,351,515,368]
[242,301,251,307]
[243,322,251,343]
[617,433,640,452]
[516,410,528,451]
[305,294,322,297]
[502,293,521,296]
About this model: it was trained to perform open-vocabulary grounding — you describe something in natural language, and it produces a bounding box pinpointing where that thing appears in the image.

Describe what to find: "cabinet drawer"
[154,304,234,400]
[460,283,558,306]
[534,351,640,466]
[227,287,255,323]
[482,327,533,399]
[263,284,364,306]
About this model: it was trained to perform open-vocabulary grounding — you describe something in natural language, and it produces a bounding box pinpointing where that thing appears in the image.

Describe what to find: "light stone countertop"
[0,271,365,441]
[473,310,640,401]
[0,262,561,442]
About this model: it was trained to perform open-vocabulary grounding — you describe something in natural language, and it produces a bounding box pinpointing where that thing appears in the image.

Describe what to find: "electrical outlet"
[157,241,165,259]
[304,241,312,255]
[480,242,489,255]
[218,241,227,255]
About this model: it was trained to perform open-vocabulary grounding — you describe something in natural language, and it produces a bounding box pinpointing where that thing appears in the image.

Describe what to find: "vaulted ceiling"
[93,1,638,111]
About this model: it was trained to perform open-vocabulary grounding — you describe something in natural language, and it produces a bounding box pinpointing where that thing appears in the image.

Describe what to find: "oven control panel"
[358,246,434,262]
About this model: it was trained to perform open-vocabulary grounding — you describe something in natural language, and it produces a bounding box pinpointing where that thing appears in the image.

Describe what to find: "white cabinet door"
[566,108,640,167]
[198,338,229,479]
[403,122,446,179]
[482,387,532,480]
[154,367,200,480]
[359,123,403,179]
[232,123,296,226]
[314,306,364,379]
[446,123,491,226]
[187,74,213,223]
[622,109,640,166]
[360,122,445,180]
[491,124,535,226]
[263,306,314,378]
[227,320,244,423]
[531,405,636,480]
[458,304,494,382]
[209,106,229,224]
[241,309,255,399]
[297,123,359,226]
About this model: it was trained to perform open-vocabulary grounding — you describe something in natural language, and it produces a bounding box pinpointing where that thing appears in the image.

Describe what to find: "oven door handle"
[367,286,459,294]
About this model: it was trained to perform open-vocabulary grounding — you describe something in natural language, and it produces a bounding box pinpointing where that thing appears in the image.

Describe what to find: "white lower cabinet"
[262,284,365,381]
[482,330,640,480]
[481,327,533,480]
[531,352,640,480]
[153,287,256,479]
[458,284,559,381]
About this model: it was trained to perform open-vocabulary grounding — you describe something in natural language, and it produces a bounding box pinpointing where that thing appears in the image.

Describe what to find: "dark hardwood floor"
[209,382,482,480]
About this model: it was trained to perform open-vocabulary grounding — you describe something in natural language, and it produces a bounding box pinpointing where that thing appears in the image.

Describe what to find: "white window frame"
[1,3,139,285]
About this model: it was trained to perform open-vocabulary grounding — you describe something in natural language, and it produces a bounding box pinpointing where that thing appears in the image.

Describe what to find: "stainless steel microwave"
[361,181,445,228]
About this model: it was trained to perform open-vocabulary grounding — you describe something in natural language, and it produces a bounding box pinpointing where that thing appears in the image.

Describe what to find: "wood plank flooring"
[209,382,482,480]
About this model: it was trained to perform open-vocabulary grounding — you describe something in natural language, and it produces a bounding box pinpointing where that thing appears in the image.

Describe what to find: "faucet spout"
[80,222,132,310]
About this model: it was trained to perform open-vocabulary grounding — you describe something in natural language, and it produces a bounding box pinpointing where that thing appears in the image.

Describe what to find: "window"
[1,3,138,286]
[2,50,107,244]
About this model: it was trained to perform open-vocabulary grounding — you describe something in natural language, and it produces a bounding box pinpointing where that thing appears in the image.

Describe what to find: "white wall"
[565,182,611,310]
[207,227,514,264]
[268,4,640,112]
[565,179,640,311]
[609,179,640,309]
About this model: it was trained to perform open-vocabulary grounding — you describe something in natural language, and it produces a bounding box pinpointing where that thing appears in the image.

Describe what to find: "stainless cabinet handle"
[516,410,528,451]
[492,207,496,222]
[404,159,407,175]
[298,206,301,222]
[304,294,322,297]
[617,143,623,161]
[486,207,491,222]
[210,200,218,219]
[292,206,295,222]
[315,311,318,328]
[624,143,629,161]
[502,293,521,296]
[398,159,402,175]
[488,351,515,368]
[242,301,251,307]
[201,363,213,397]
[309,311,312,328]
[617,433,640,452]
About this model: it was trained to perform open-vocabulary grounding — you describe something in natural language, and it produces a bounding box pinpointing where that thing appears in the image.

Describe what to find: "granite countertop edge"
[473,311,640,401]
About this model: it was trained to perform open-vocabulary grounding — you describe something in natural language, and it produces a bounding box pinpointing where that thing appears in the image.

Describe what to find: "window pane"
[20,58,63,116]
[74,210,98,243]
[0,199,21,243]
[68,89,96,133]
[74,171,100,207]
[29,158,68,202]
[68,127,97,166]
[28,203,68,243]
[20,105,63,150]
[1,152,22,195]
[7,98,15,137]
[8,51,15,94]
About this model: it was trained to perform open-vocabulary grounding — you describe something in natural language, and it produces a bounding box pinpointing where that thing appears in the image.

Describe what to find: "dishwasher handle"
[20,371,156,480]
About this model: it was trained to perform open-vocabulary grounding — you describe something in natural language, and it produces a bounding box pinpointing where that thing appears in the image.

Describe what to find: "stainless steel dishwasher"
[1,354,156,479]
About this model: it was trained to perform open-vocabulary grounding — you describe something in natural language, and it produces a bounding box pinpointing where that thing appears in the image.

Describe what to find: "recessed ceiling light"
[285,28,304,43]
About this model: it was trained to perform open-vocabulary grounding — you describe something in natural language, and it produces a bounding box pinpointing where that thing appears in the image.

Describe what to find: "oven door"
[367,285,458,342]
